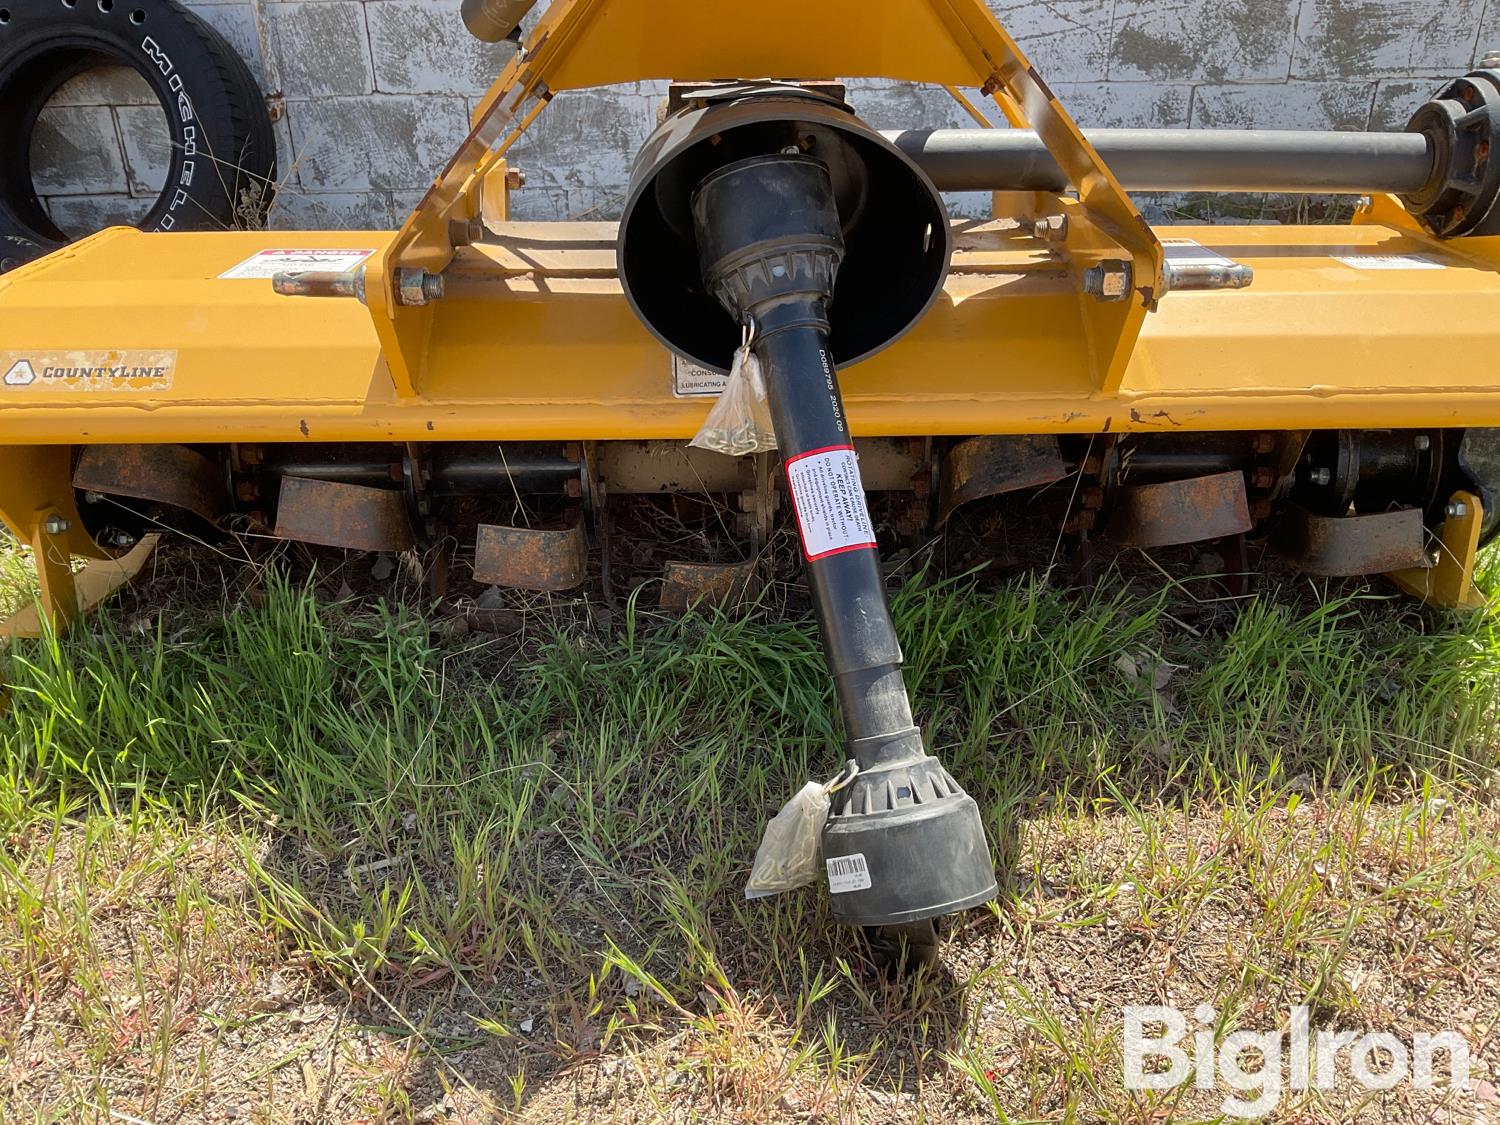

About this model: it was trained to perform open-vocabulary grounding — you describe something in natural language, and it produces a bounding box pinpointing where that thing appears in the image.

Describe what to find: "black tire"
[1,233,45,272]
[0,0,276,245]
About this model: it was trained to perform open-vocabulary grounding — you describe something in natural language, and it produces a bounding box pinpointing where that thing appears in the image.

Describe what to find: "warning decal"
[1330,253,1445,271]
[1160,238,1239,268]
[0,350,176,393]
[785,445,877,561]
[826,853,872,894]
[672,355,730,398]
[218,248,376,280]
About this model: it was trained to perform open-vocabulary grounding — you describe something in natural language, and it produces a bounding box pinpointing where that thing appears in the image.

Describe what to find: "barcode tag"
[785,445,877,561]
[826,852,872,893]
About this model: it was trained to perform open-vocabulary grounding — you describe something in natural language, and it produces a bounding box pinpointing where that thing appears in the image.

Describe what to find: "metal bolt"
[1026,214,1068,241]
[1446,500,1469,520]
[1308,468,1332,486]
[448,216,486,246]
[505,168,527,190]
[395,268,446,306]
[109,531,138,549]
[42,515,70,534]
[1483,48,1500,69]
[1083,260,1132,302]
[82,491,105,505]
[1414,434,1431,452]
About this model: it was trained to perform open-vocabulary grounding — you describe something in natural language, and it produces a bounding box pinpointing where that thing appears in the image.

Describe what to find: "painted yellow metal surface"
[3,221,1500,446]
[1390,492,1487,610]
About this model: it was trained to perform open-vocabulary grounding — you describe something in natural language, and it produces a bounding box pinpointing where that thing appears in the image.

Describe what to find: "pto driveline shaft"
[692,153,996,927]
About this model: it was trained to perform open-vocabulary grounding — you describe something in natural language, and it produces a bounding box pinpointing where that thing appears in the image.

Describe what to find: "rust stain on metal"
[274,477,415,552]
[1112,470,1252,548]
[73,444,228,522]
[937,435,1068,525]
[659,559,758,612]
[473,520,587,591]
[1275,505,1429,577]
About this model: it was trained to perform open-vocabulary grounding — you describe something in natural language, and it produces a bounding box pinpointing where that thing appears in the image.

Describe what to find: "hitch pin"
[272,266,447,306]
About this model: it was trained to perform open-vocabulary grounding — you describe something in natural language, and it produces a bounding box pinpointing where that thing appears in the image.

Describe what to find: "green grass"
[1,541,1497,1121]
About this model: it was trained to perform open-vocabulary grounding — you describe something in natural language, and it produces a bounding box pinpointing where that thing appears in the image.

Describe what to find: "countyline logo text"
[36,366,171,380]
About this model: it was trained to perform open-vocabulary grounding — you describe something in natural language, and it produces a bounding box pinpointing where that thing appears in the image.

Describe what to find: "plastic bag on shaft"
[745,781,829,898]
[689,345,777,456]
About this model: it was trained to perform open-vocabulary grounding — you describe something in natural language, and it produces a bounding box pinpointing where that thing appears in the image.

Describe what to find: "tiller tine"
[272,477,415,553]
[472,519,587,592]
[1274,505,1429,576]
[936,435,1068,525]
[73,444,229,523]
[1111,470,1253,548]
[659,559,758,612]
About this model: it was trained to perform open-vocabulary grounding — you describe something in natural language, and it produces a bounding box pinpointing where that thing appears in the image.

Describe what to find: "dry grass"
[1,535,1498,1123]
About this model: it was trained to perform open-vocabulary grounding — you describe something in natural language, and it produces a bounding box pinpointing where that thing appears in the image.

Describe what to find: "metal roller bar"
[882,128,1434,195]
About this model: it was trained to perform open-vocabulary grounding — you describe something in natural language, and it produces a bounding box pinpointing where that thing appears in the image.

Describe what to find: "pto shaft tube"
[883,127,1434,194]
[692,155,997,927]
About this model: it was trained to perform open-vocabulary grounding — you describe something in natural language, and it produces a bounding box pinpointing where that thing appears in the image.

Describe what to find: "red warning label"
[785,445,877,561]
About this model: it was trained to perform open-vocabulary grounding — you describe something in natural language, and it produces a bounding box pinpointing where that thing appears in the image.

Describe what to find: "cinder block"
[1293,0,1484,79]
[44,194,147,238]
[116,104,173,197]
[1370,79,1443,132]
[847,81,995,131]
[366,0,518,95]
[505,88,659,221]
[1191,82,1377,130]
[287,96,470,190]
[183,1,267,79]
[46,66,157,108]
[31,106,131,195]
[990,0,1114,83]
[267,190,395,230]
[265,2,374,97]
[1110,0,1300,82]
[1050,82,1192,128]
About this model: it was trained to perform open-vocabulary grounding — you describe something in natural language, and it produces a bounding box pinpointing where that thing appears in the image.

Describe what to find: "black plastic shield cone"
[687,151,996,928]
[822,730,997,926]
[619,85,951,374]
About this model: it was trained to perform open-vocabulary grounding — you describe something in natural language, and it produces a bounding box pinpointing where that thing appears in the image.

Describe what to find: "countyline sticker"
[1,351,177,393]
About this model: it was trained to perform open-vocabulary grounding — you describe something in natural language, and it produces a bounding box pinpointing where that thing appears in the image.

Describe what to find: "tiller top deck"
[5,0,1500,938]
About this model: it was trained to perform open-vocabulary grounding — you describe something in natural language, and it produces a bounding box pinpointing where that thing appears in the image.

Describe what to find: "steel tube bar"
[882,128,1434,194]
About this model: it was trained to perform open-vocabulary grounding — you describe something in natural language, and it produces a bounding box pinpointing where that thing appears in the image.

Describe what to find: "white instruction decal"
[0,350,175,393]
[1160,238,1238,268]
[826,853,872,894]
[218,248,376,280]
[673,355,729,398]
[785,445,877,561]
[1330,253,1445,271]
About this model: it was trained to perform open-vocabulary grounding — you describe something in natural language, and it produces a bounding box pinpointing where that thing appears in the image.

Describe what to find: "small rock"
[371,555,395,581]
[519,1017,535,1034]
[476,586,506,610]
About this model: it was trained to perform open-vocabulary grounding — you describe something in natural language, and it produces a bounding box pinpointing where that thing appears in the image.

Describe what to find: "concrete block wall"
[30,0,1500,232]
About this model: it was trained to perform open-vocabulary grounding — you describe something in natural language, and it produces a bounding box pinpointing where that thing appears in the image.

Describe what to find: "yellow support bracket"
[365,0,1162,399]
[1388,491,1487,611]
